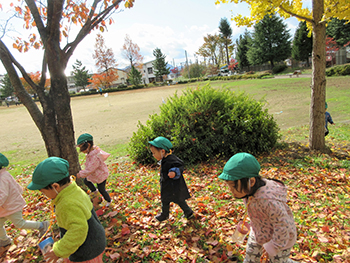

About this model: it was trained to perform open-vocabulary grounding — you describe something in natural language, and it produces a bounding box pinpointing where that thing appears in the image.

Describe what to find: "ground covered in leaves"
[1,139,349,263]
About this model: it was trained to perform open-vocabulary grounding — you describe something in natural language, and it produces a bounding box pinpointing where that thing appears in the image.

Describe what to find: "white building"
[141,60,156,84]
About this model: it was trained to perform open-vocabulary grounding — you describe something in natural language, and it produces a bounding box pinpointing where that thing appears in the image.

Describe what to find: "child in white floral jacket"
[219,153,298,263]
[76,133,112,207]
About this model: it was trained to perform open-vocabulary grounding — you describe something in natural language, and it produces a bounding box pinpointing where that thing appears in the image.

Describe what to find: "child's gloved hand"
[168,171,176,178]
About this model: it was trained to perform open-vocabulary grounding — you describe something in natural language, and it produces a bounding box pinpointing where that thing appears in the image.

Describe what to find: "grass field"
[1,75,349,167]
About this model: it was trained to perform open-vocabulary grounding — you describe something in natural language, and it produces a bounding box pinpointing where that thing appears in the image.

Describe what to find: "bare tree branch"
[279,4,313,24]
[25,0,48,44]
[62,0,123,62]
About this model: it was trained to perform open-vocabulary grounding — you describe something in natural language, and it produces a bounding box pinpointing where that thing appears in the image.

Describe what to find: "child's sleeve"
[52,206,89,258]
[262,200,296,257]
[328,114,334,124]
[0,178,9,207]
[168,167,181,179]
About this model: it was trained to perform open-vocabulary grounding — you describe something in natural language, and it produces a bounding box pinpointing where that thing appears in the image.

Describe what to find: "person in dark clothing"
[149,136,194,222]
[325,102,335,136]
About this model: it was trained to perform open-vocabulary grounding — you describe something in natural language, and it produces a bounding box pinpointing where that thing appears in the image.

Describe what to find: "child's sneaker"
[39,221,50,237]
[155,213,169,222]
[106,201,111,207]
[0,237,12,247]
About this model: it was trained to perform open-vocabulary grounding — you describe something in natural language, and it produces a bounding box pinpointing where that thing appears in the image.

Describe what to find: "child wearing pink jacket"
[0,153,49,247]
[219,153,297,263]
[76,134,112,207]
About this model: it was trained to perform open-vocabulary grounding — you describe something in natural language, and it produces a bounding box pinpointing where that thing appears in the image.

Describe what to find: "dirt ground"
[1,77,348,156]
[0,85,187,154]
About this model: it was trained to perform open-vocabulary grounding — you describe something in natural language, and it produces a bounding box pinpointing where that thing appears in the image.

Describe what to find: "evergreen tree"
[219,17,233,66]
[71,60,91,89]
[236,29,252,70]
[127,66,142,86]
[0,74,14,97]
[247,13,291,69]
[326,18,350,46]
[292,21,312,67]
[152,48,170,82]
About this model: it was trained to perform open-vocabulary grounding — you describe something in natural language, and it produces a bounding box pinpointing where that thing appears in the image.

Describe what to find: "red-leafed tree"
[325,36,339,66]
[92,34,119,89]
[89,69,119,89]
[0,0,134,174]
[121,34,143,70]
[20,71,50,95]
[228,58,238,71]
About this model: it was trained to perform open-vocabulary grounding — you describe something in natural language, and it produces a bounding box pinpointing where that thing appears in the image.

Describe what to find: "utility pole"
[185,50,190,79]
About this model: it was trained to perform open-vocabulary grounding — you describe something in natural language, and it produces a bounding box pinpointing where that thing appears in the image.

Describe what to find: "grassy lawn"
[1,76,350,262]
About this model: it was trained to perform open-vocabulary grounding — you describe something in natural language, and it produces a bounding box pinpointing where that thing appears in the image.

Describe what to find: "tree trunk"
[0,45,80,177]
[225,41,230,66]
[309,0,326,151]
[46,36,80,175]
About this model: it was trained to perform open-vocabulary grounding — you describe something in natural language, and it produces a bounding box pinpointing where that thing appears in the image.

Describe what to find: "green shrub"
[326,64,350,76]
[128,84,280,165]
[272,64,287,74]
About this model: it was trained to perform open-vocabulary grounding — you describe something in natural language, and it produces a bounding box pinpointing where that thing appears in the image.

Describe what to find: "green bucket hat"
[325,102,328,109]
[28,157,70,190]
[219,152,260,181]
[148,136,173,152]
[0,153,9,168]
[77,133,93,145]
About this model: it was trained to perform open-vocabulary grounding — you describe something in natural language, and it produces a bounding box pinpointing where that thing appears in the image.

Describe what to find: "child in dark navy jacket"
[149,137,194,222]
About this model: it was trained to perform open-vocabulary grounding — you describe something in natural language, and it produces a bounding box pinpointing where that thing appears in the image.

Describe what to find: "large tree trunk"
[0,40,80,175]
[309,0,326,151]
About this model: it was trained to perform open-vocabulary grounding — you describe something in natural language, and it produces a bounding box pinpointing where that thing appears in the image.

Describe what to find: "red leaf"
[96,209,104,216]
[121,226,130,236]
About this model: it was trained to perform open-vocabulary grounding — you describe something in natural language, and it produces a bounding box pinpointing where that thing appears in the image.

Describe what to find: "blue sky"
[0,0,299,75]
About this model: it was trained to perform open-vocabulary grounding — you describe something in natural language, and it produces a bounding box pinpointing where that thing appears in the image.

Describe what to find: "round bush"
[128,84,280,165]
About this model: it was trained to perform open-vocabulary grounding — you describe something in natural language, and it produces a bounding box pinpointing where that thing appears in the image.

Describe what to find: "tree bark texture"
[309,0,326,151]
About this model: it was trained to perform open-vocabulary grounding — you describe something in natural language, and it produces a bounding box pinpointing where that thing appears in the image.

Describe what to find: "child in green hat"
[0,153,49,248]
[76,133,112,207]
[219,153,297,263]
[149,136,194,222]
[28,157,106,263]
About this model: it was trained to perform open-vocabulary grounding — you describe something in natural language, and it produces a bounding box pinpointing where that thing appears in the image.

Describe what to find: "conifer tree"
[152,48,170,82]
[0,74,14,97]
[326,18,350,46]
[72,60,91,89]
[128,66,143,86]
[292,21,313,67]
[247,13,291,69]
[219,17,233,66]
[236,30,252,70]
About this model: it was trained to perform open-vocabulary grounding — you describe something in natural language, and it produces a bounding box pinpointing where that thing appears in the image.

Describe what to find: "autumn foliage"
[20,71,50,94]
[91,34,119,89]
[9,0,135,53]
[89,69,119,89]
[1,138,349,262]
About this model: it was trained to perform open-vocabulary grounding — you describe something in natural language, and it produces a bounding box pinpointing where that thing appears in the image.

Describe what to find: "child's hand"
[44,248,60,263]
[260,248,269,263]
[76,172,81,178]
[168,171,176,178]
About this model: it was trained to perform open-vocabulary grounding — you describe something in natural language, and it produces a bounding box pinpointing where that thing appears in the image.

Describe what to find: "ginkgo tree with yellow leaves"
[0,0,134,174]
[216,0,349,151]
